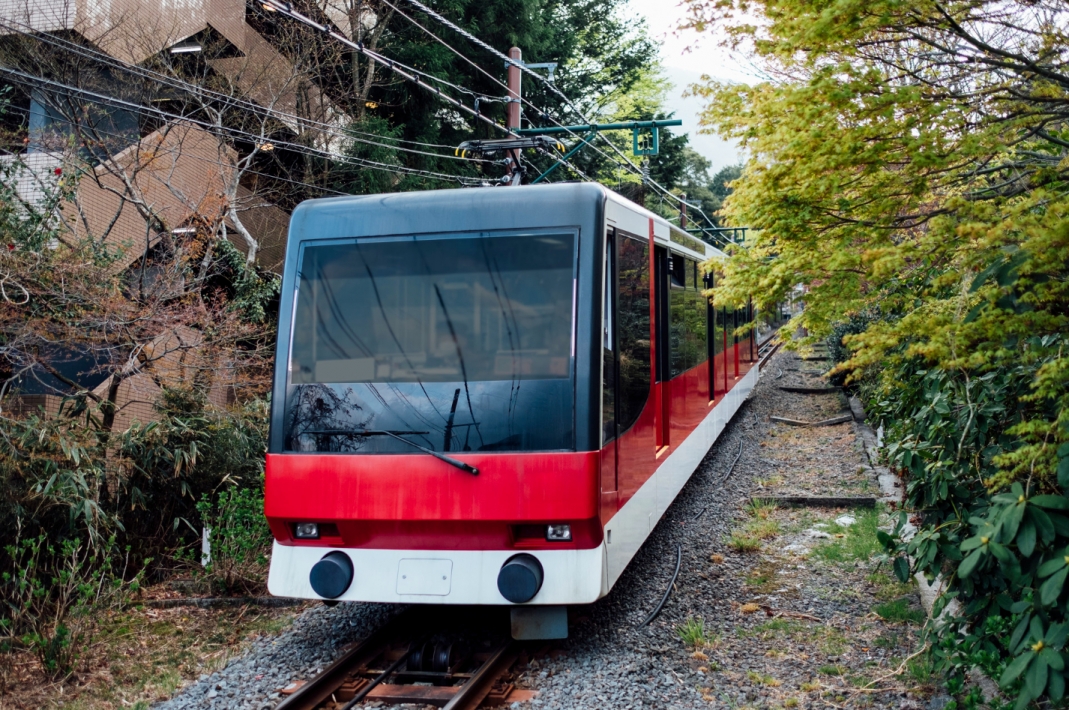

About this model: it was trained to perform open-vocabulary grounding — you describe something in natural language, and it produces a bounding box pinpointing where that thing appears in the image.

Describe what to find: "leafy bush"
[196,483,272,594]
[866,340,1069,708]
[0,390,271,675]
[1,528,145,678]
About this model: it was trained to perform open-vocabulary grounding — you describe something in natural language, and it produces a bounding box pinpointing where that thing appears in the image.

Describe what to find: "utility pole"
[680,193,688,229]
[506,47,523,185]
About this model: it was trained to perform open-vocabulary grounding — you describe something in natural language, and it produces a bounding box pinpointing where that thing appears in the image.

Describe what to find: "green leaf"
[893,555,911,583]
[1033,616,1046,642]
[958,548,984,579]
[1050,669,1065,702]
[876,530,894,549]
[1026,655,1049,699]
[1047,622,1069,648]
[1004,503,1026,541]
[1002,651,1035,685]
[1060,443,1069,490]
[1041,647,1064,671]
[961,536,984,552]
[1031,495,1069,510]
[989,541,1011,563]
[1011,615,1032,652]
[1018,519,1036,557]
[1040,556,1069,578]
[1031,507,1056,543]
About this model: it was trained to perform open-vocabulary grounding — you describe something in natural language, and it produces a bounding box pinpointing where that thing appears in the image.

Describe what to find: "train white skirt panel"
[268,543,608,605]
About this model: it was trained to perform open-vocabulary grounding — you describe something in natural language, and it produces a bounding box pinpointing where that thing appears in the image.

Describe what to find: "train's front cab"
[265,184,613,638]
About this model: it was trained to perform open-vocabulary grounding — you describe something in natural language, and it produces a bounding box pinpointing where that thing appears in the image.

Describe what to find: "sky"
[628,0,755,174]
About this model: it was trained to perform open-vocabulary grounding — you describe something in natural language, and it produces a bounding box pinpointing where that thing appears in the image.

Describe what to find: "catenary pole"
[506,47,522,185]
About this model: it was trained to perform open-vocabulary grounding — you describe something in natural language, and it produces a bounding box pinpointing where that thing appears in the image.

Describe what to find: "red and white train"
[265,183,764,638]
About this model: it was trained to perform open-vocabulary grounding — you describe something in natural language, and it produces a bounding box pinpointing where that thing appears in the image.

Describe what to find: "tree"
[250,0,660,187]
[682,0,1068,703]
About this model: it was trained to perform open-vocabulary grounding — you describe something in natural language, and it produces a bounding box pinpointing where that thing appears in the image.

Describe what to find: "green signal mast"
[516,120,682,183]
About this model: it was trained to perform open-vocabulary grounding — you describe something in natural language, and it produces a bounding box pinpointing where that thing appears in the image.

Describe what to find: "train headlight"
[294,522,320,539]
[545,524,572,542]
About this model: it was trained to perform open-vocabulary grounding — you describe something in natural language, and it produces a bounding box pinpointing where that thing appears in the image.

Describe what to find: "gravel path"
[157,348,929,710]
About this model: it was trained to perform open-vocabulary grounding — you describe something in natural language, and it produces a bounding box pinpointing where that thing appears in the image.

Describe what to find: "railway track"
[274,608,536,710]
[756,329,783,369]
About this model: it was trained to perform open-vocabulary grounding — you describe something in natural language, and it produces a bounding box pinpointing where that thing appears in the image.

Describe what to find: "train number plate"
[396,559,453,596]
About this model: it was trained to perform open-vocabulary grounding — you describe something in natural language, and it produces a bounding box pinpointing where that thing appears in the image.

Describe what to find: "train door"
[600,228,618,520]
[653,244,671,450]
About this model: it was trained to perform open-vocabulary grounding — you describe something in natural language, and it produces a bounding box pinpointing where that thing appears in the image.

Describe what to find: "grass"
[727,533,763,553]
[810,506,883,564]
[677,616,711,648]
[748,618,805,638]
[906,648,935,684]
[1,595,303,709]
[867,571,914,602]
[745,561,781,593]
[818,664,844,676]
[874,597,926,625]
[746,670,782,687]
[747,498,778,519]
[727,502,782,552]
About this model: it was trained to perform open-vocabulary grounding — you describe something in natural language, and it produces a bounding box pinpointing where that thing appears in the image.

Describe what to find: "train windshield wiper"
[303,429,479,476]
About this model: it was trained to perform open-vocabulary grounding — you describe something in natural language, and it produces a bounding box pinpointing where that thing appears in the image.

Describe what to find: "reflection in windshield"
[285,233,577,454]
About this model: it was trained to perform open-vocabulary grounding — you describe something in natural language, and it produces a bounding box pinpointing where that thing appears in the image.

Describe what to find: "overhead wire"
[0,17,492,164]
[0,66,483,185]
[257,0,517,140]
[374,0,604,182]
[0,101,356,199]
[257,0,595,183]
[397,0,730,232]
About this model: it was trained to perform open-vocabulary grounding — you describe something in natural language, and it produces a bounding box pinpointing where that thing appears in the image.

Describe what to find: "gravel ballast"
[157,348,929,709]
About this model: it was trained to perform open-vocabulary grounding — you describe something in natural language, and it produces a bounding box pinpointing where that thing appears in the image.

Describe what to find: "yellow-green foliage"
[681,0,1069,705]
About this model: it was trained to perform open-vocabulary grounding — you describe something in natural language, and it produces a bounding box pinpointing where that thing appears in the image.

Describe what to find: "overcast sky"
[627,0,756,173]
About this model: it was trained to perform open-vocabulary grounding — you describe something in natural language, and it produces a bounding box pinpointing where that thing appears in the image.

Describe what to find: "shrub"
[196,482,272,595]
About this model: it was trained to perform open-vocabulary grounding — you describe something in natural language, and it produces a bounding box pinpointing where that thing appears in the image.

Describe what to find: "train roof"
[285,183,724,263]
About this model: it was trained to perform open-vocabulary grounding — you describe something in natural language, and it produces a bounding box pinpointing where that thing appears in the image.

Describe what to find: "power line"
[257,0,517,140]
[0,17,492,164]
[395,0,714,222]
[256,0,597,183]
[0,66,484,185]
[372,0,602,182]
[1,100,358,199]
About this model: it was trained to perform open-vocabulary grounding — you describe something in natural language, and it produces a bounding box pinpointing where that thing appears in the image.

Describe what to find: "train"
[264,183,765,639]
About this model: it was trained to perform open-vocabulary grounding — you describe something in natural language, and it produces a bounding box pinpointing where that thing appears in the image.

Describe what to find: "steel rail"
[274,610,419,710]
[441,641,522,710]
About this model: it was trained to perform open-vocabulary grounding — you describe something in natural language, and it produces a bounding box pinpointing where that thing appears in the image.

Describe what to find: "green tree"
[683,0,1069,704]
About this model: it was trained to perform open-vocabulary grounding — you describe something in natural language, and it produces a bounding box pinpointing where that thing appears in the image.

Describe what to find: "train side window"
[669,253,687,378]
[602,230,616,445]
[687,259,707,369]
[616,235,650,434]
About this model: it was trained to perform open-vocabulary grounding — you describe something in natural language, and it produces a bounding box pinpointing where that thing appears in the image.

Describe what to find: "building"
[0,0,344,426]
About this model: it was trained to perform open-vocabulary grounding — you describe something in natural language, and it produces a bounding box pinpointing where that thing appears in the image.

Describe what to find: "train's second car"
[264,183,761,637]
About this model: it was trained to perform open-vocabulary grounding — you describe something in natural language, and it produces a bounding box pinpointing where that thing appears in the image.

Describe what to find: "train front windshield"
[284,232,577,454]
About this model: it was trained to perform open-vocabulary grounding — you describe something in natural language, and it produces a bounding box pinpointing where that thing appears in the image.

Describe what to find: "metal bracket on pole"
[531,130,597,184]
[517,119,680,158]
[633,126,659,156]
